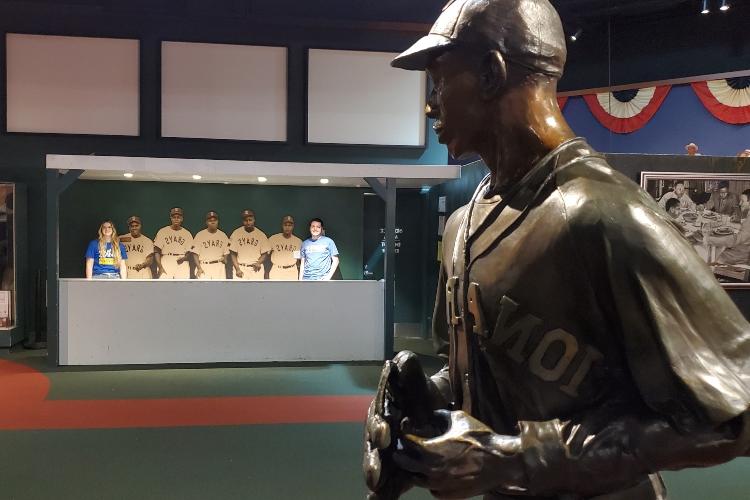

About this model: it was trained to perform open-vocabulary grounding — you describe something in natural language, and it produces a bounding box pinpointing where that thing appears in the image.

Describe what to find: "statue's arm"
[395,407,750,498]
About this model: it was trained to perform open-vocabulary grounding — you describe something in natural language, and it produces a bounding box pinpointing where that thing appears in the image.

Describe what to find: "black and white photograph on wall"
[641,171,750,288]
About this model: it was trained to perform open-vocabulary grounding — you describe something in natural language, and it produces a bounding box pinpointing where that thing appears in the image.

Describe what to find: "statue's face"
[426,48,488,159]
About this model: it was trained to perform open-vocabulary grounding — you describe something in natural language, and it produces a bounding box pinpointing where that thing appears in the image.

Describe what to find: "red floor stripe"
[0,360,372,430]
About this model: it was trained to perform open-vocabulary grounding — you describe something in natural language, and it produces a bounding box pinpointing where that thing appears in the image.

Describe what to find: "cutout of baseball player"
[121,216,154,279]
[190,211,230,280]
[229,209,270,280]
[267,215,302,280]
[154,207,193,279]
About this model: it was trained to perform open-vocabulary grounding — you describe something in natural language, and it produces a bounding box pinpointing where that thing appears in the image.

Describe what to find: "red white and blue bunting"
[582,85,671,134]
[557,96,568,110]
[691,77,750,125]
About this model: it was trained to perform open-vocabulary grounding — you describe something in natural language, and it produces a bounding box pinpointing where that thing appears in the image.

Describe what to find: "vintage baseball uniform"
[154,226,193,279]
[122,234,154,279]
[432,138,750,499]
[229,227,271,280]
[268,233,302,280]
[191,228,230,279]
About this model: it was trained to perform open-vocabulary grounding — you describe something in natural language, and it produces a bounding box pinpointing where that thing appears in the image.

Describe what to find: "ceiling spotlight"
[192,174,202,180]
[257,176,268,183]
[569,28,582,42]
[701,0,710,13]
[320,178,330,185]
[123,172,134,178]
[720,0,730,11]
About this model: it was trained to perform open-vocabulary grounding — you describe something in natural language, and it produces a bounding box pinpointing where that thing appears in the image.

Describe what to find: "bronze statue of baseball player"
[363,1,750,499]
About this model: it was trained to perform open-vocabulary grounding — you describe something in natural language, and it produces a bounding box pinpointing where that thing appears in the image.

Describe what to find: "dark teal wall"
[362,190,429,324]
[60,180,365,280]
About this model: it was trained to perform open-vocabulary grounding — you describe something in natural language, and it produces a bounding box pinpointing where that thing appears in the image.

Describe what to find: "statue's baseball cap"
[391,0,566,78]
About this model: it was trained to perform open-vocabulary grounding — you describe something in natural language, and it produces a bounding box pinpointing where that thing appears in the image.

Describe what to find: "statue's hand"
[363,356,418,500]
[394,410,517,499]
[363,351,448,499]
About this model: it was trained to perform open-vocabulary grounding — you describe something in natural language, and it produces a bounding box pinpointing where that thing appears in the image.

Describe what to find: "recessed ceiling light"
[123,172,134,178]
[192,174,202,180]
[320,178,330,185]
[258,176,268,183]
[720,0,730,11]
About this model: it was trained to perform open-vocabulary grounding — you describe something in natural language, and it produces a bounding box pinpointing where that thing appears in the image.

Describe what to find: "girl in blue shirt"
[85,220,128,279]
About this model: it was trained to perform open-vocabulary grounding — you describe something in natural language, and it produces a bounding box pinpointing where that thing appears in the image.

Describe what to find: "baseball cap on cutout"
[127,215,141,225]
[170,207,184,216]
[206,211,219,220]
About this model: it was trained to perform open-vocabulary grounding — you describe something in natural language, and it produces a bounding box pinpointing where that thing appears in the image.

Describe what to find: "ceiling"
[0,0,712,28]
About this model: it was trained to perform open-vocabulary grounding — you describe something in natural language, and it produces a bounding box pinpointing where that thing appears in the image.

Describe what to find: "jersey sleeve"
[145,238,154,256]
[153,229,165,251]
[183,230,194,252]
[228,229,238,253]
[260,232,271,254]
[564,169,750,429]
[119,242,128,260]
[85,240,98,259]
[223,233,231,255]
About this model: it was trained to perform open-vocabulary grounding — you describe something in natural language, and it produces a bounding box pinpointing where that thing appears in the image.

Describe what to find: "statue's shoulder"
[555,155,652,215]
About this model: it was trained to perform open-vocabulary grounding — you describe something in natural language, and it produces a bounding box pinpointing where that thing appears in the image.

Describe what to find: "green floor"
[0,346,748,500]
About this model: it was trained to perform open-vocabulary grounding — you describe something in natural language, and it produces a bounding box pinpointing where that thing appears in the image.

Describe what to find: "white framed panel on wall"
[161,41,287,141]
[5,34,139,135]
[307,49,426,147]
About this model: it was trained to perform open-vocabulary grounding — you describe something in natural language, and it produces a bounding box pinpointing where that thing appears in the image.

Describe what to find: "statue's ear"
[479,50,506,99]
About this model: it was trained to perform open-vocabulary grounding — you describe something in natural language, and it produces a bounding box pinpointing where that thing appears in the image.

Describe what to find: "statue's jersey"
[435,138,750,497]
[121,234,154,279]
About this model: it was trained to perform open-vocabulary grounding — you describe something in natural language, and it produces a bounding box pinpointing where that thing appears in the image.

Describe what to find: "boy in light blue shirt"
[300,218,339,280]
